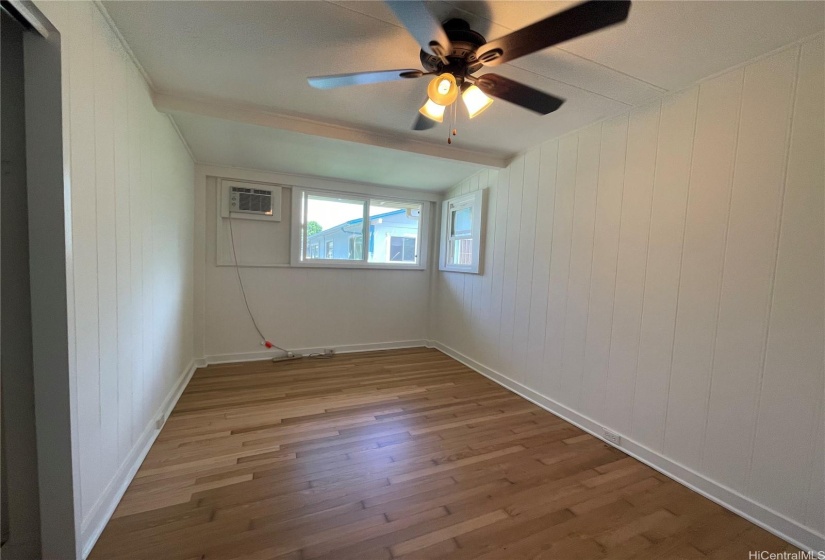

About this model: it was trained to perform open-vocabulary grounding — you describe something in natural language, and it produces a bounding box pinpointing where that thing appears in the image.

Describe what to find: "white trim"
[427,340,825,554]
[204,340,428,365]
[80,360,200,559]
[289,183,303,264]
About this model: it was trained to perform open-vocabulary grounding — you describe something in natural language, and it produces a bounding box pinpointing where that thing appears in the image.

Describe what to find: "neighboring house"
[307,209,418,263]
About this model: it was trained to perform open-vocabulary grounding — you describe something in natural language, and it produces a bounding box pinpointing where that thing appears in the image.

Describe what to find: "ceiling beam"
[152,93,508,169]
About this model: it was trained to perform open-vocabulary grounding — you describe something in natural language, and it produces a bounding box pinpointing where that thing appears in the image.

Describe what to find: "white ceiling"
[103,0,824,191]
[171,112,483,190]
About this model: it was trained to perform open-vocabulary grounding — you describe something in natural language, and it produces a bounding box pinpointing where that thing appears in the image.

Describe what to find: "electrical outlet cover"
[602,429,622,446]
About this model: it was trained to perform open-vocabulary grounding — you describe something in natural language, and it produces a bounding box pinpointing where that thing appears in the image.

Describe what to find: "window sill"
[217,261,426,270]
[291,261,427,271]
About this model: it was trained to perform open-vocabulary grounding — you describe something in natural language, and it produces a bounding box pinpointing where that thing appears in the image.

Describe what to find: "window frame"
[290,187,429,270]
[388,235,417,263]
[348,235,363,260]
[439,190,484,274]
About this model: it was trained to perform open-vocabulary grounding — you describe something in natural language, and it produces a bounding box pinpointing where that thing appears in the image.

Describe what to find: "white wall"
[433,36,824,549]
[34,1,196,555]
[197,168,432,361]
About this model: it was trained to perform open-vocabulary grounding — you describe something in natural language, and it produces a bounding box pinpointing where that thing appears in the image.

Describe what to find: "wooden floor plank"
[89,348,796,559]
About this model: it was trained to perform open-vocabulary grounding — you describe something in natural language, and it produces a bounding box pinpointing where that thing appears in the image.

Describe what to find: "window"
[389,236,416,262]
[349,235,363,260]
[301,193,362,262]
[291,189,429,269]
[439,190,484,274]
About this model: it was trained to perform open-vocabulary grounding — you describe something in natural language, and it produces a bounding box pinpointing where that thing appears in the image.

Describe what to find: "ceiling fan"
[308,0,632,132]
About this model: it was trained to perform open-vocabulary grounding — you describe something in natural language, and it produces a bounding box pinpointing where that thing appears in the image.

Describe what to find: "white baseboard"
[80,359,199,559]
[204,339,428,365]
[428,340,825,554]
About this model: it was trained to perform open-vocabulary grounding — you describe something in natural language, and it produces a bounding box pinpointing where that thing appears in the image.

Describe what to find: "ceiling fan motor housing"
[419,18,486,77]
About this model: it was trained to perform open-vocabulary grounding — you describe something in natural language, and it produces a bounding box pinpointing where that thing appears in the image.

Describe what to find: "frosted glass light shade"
[427,74,458,105]
[419,99,446,123]
[462,85,493,118]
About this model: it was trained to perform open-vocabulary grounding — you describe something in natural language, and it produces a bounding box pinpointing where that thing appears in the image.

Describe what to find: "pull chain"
[453,101,458,137]
[447,103,455,144]
[447,101,458,144]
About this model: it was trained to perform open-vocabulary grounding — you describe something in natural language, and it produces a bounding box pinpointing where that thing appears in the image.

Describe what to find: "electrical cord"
[227,217,289,355]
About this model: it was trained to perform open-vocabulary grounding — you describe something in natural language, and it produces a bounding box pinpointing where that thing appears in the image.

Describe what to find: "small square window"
[389,236,416,262]
[439,190,484,274]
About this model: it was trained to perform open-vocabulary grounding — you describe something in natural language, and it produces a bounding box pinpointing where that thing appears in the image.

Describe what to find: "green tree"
[307,221,322,236]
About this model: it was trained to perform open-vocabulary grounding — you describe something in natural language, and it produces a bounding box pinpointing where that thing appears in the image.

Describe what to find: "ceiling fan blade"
[475,74,565,115]
[475,0,631,66]
[308,69,423,89]
[385,0,453,58]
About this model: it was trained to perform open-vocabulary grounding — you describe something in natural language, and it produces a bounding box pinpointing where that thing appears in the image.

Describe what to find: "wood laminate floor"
[91,348,796,559]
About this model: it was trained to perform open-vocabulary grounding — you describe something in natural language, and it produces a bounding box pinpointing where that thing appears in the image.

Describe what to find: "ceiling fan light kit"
[461,85,494,119]
[308,0,631,140]
[419,98,447,123]
[417,74,493,123]
[427,73,459,105]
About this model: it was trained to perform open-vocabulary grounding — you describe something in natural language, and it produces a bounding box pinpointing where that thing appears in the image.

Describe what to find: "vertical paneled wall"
[201,176,431,359]
[433,37,823,539]
[35,0,196,546]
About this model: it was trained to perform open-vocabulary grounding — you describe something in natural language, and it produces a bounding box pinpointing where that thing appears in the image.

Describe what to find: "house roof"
[308,209,407,241]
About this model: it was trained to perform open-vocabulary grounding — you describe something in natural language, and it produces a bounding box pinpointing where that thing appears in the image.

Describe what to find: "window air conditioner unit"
[220,180,282,222]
